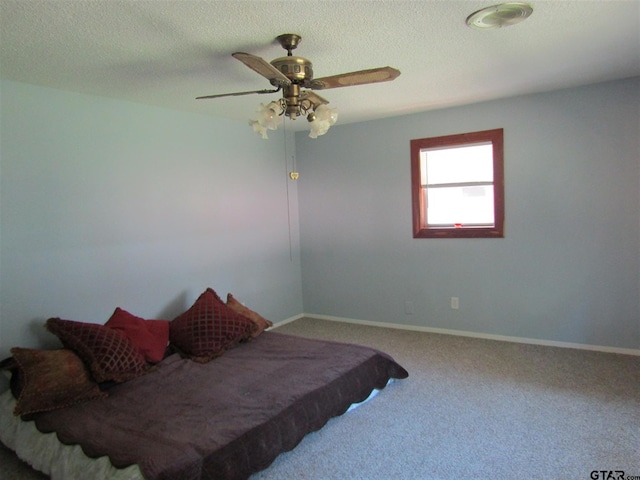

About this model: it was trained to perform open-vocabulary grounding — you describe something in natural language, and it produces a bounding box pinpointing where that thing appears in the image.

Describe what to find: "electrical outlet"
[450,297,459,310]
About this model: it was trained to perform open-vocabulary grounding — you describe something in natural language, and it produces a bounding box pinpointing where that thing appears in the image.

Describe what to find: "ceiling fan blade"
[196,87,281,100]
[311,66,400,90]
[232,52,291,87]
[300,90,330,106]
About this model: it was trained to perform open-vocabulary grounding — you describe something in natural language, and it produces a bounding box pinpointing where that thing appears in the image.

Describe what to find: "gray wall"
[0,80,303,359]
[296,77,640,349]
[1,77,638,360]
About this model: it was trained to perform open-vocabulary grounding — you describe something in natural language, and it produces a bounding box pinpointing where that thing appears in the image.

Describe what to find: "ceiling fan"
[196,34,401,138]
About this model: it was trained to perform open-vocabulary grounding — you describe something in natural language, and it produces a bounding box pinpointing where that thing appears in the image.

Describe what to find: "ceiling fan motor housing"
[282,84,302,119]
[270,56,314,85]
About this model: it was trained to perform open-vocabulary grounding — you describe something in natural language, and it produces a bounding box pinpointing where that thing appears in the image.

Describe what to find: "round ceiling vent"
[466,2,533,29]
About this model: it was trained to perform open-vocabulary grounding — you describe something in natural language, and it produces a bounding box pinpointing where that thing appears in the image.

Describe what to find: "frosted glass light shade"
[258,102,283,130]
[314,104,338,125]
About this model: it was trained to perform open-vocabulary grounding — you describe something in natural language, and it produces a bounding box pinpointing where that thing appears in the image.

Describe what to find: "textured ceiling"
[1,1,639,130]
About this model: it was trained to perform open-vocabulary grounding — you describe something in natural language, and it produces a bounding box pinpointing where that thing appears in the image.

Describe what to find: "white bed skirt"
[0,382,387,479]
[0,390,144,480]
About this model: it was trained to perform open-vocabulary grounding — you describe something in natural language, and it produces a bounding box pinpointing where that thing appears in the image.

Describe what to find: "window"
[411,128,504,238]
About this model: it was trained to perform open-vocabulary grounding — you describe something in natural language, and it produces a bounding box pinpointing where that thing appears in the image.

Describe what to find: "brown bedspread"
[32,331,408,480]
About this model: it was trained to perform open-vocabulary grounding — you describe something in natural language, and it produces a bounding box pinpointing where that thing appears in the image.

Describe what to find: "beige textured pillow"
[226,293,273,338]
[10,347,106,416]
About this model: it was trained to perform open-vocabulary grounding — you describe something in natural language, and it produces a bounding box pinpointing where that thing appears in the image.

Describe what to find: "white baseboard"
[269,313,304,330]
[281,313,640,357]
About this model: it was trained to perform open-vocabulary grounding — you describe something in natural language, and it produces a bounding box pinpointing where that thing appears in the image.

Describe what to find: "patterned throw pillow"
[226,293,273,337]
[10,348,106,416]
[105,308,170,364]
[169,288,257,362]
[46,318,148,383]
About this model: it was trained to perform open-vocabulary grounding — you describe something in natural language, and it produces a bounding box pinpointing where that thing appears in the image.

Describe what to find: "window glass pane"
[425,185,495,225]
[423,143,493,185]
[411,128,504,238]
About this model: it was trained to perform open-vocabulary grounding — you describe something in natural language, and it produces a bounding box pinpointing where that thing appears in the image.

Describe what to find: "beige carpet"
[1,317,639,479]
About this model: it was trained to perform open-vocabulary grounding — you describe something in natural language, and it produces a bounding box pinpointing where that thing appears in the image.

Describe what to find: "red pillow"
[46,318,148,383]
[169,288,257,362]
[105,308,169,363]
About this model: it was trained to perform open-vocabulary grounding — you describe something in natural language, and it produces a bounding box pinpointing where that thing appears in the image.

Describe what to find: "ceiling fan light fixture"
[249,97,338,139]
[200,33,399,139]
[308,120,329,139]
[249,119,269,139]
[307,104,338,138]
[258,101,284,130]
[249,101,284,139]
[466,2,533,29]
[314,104,338,125]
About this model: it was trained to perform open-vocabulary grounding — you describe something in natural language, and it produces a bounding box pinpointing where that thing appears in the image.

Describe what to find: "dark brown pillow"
[46,318,148,383]
[0,356,22,399]
[169,288,257,362]
[10,348,106,416]
[226,293,273,338]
